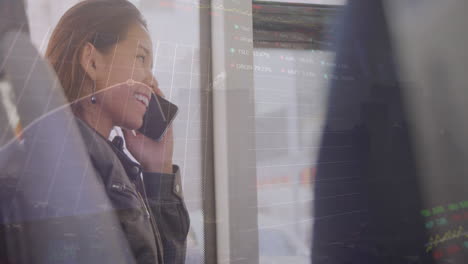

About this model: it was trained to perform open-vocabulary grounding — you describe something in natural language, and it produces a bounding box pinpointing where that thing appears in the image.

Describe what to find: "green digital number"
[421,209,432,217]
[432,206,445,215]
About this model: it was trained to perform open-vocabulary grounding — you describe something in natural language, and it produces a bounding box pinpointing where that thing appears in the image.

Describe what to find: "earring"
[91,81,97,104]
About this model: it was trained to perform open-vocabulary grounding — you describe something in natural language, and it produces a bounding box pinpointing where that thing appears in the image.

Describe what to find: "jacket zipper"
[135,188,151,219]
[108,139,164,263]
[135,177,165,263]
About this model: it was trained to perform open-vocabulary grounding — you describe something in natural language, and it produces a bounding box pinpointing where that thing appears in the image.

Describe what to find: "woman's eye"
[137,55,146,62]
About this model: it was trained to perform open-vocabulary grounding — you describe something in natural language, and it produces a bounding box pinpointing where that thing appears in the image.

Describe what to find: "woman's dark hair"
[45,0,147,109]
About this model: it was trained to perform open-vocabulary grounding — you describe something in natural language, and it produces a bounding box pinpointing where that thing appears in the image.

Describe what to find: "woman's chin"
[121,119,143,131]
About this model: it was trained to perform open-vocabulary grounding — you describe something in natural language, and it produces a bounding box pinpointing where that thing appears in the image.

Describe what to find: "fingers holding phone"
[123,127,174,174]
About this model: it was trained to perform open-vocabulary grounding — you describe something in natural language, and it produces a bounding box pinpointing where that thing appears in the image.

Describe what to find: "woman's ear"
[79,42,99,81]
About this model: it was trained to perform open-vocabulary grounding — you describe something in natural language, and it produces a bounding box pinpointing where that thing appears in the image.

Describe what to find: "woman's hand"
[123,126,174,174]
[123,83,174,174]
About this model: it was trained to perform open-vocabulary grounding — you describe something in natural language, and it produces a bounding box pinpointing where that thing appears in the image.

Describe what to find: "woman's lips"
[134,92,150,107]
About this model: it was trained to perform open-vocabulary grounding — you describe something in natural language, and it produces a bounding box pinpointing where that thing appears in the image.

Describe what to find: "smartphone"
[138,93,178,141]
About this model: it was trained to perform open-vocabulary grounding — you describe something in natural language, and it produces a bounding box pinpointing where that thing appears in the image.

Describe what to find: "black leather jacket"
[0,118,189,264]
[76,119,190,264]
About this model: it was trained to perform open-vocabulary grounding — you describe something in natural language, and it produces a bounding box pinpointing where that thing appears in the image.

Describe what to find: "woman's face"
[92,23,155,130]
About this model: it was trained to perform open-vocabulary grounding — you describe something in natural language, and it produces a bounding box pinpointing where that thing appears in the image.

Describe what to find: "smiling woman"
[44,0,190,263]
[74,22,155,136]
[46,1,155,136]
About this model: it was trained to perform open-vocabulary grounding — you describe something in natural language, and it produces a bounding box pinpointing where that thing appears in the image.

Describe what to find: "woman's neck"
[78,105,114,139]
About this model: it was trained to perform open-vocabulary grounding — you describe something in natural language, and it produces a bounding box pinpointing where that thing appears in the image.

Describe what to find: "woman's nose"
[144,75,163,96]
[145,75,156,90]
